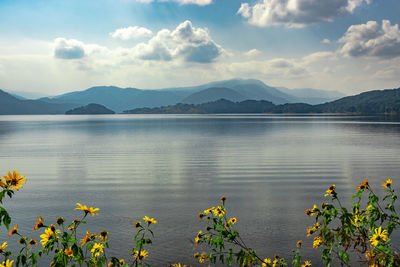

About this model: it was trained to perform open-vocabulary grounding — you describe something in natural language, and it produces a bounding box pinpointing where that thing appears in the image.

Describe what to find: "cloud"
[136,0,212,5]
[54,38,85,59]
[110,26,153,40]
[133,20,223,63]
[322,38,331,44]
[244,49,261,57]
[339,20,400,58]
[237,0,370,28]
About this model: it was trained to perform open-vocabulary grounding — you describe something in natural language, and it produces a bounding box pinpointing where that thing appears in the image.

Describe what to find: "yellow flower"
[3,170,26,191]
[143,216,157,224]
[33,216,44,231]
[272,258,278,267]
[351,213,364,227]
[195,230,202,245]
[306,226,315,237]
[220,196,227,204]
[382,179,392,188]
[369,227,388,247]
[0,259,13,267]
[262,258,271,266]
[143,216,158,224]
[40,227,60,247]
[8,225,18,236]
[357,179,369,191]
[170,264,187,267]
[134,221,142,230]
[213,206,225,217]
[0,242,7,254]
[119,259,125,265]
[301,260,312,267]
[203,207,214,214]
[310,205,319,216]
[134,250,148,261]
[75,203,99,216]
[80,231,96,246]
[28,239,37,246]
[64,247,73,257]
[56,217,64,225]
[99,230,109,241]
[296,240,302,248]
[91,243,104,257]
[321,203,329,210]
[313,236,323,248]
[324,184,336,197]
[228,217,237,225]
[198,253,208,263]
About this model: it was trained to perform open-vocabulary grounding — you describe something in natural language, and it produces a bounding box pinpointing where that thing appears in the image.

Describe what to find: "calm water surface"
[0,114,399,266]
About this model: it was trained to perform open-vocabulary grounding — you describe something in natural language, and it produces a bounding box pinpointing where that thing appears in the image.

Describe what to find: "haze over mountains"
[35,79,344,113]
[125,88,400,115]
[0,78,351,115]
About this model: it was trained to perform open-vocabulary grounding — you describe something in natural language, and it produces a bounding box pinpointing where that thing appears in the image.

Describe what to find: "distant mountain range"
[35,79,344,113]
[1,79,398,115]
[124,88,400,115]
[0,89,77,115]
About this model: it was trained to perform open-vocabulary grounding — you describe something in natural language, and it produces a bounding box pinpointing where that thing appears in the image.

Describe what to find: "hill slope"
[65,103,115,114]
[124,87,400,115]
[182,87,247,104]
[0,89,78,115]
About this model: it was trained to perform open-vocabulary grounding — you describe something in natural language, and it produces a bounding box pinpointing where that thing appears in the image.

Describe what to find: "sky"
[0,0,400,96]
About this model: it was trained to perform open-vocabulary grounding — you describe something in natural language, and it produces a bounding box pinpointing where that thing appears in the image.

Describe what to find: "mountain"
[278,87,346,104]
[66,103,115,114]
[124,99,315,114]
[124,87,400,115]
[169,79,296,104]
[317,88,400,114]
[40,86,186,113]
[39,79,342,112]
[124,99,276,114]
[9,91,50,100]
[0,89,79,115]
[182,87,247,104]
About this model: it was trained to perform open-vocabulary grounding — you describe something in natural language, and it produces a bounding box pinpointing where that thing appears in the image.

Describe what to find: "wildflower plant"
[305,179,400,266]
[132,216,157,266]
[194,196,293,267]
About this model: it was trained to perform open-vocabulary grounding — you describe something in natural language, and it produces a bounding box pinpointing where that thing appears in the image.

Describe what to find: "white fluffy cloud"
[339,20,400,58]
[53,38,109,60]
[136,0,212,5]
[110,26,153,40]
[133,20,223,63]
[237,0,370,28]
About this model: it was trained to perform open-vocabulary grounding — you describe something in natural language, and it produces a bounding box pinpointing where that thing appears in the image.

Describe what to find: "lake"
[0,114,399,266]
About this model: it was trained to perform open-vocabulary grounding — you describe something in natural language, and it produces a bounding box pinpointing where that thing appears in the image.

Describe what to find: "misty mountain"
[278,87,346,104]
[125,87,400,115]
[0,89,78,115]
[40,86,186,113]
[182,87,247,104]
[39,79,344,112]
